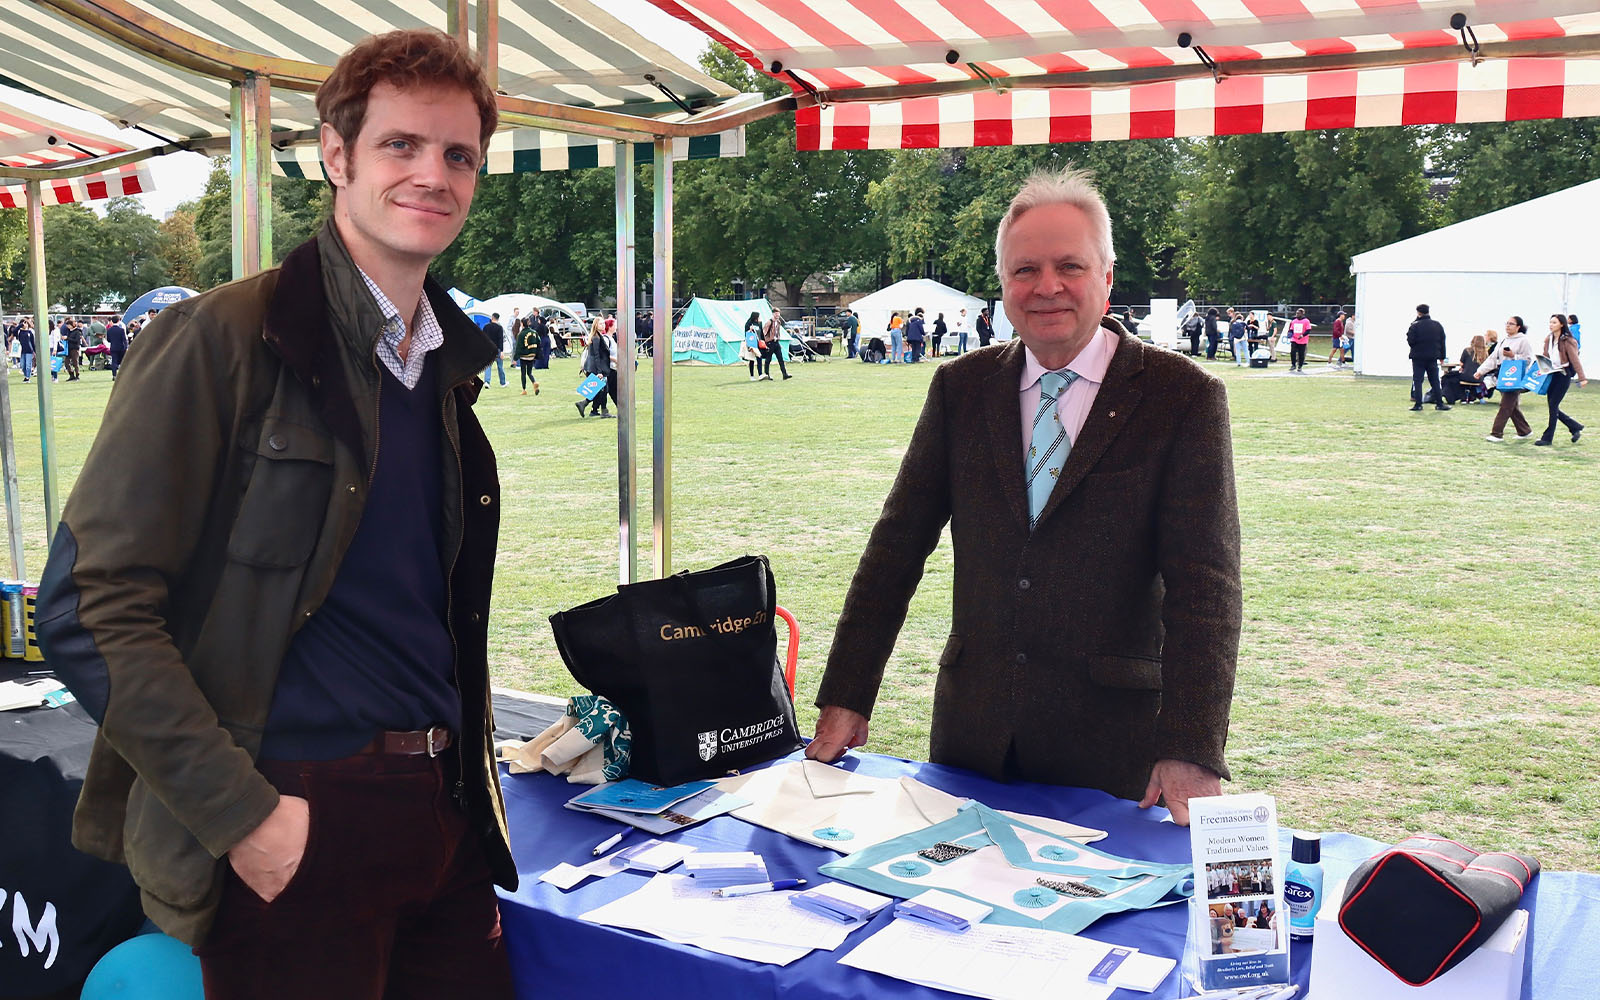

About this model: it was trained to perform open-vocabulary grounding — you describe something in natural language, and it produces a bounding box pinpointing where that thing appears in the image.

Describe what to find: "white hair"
[994,167,1116,284]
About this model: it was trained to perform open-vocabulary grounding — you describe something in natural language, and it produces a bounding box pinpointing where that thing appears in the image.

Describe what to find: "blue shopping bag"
[1496,358,1529,392]
[745,331,760,351]
[576,373,606,400]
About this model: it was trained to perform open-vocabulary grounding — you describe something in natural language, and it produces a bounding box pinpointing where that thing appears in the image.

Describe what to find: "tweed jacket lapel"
[1035,329,1147,529]
[983,339,1031,530]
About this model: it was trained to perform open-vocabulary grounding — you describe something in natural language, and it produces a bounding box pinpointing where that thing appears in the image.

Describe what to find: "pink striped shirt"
[1018,328,1116,459]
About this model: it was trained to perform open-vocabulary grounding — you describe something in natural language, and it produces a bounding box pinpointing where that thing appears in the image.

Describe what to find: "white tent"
[469,293,588,330]
[849,279,991,351]
[1350,180,1600,378]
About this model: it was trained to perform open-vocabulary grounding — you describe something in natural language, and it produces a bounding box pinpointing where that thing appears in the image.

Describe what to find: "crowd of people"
[839,305,995,363]
[1409,306,1586,445]
[2,310,147,383]
[1180,306,1353,370]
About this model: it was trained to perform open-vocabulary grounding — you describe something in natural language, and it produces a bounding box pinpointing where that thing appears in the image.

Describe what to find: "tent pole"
[229,73,273,278]
[614,142,637,586]
[475,0,499,91]
[0,289,25,579]
[651,137,672,579]
[445,0,469,45]
[25,180,59,548]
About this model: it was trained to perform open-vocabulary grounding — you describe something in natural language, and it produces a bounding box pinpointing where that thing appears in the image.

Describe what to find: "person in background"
[889,311,905,363]
[1445,333,1490,404]
[1229,308,1248,367]
[838,307,860,359]
[760,310,792,380]
[532,311,551,370]
[1328,310,1348,368]
[954,308,969,355]
[743,310,762,380]
[1204,307,1221,360]
[905,307,926,363]
[105,313,128,381]
[1569,314,1582,347]
[1535,313,1586,446]
[15,318,36,382]
[931,311,948,358]
[578,318,613,417]
[481,312,507,388]
[976,307,994,348]
[1479,315,1535,442]
[63,316,85,381]
[515,312,541,396]
[1286,308,1313,372]
[1406,303,1451,412]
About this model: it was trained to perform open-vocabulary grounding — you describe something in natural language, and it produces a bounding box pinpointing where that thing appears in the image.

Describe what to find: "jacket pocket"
[123,780,221,908]
[1088,654,1163,690]
[227,417,335,569]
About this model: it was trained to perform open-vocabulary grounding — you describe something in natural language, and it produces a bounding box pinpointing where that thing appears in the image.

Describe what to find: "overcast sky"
[4,0,715,219]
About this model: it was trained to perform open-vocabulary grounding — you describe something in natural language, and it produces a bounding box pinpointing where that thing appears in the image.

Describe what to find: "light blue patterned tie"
[1026,369,1080,528]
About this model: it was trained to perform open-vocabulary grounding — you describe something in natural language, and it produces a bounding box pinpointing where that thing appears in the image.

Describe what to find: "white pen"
[591,831,625,856]
[713,878,807,897]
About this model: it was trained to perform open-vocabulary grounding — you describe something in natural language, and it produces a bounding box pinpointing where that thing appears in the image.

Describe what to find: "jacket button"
[347,483,357,494]
[479,494,492,506]
[1018,578,1031,591]
[471,612,482,622]
[267,434,286,451]
[303,609,314,618]
[1015,653,1028,665]
[310,375,320,389]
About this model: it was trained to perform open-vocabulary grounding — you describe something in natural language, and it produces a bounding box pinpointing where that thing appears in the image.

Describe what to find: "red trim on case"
[1338,852,1482,986]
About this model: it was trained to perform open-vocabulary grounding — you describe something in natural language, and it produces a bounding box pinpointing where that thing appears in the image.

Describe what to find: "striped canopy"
[0,99,155,207]
[0,0,739,139]
[648,0,1600,149]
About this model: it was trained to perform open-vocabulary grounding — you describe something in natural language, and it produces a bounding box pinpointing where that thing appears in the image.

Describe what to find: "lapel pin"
[1108,410,1117,418]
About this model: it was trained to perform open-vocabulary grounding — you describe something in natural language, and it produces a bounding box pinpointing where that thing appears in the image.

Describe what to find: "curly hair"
[316,29,497,152]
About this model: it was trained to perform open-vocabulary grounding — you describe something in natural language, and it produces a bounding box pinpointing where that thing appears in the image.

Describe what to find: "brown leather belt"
[357,726,452,757]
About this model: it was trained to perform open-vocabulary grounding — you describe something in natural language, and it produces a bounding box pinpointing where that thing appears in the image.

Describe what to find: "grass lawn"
[9,348,1597,870]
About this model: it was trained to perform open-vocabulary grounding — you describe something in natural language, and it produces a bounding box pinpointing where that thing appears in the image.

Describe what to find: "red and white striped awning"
[650,0,1600,149]
[0,163,155,209]
[0,100,155,207]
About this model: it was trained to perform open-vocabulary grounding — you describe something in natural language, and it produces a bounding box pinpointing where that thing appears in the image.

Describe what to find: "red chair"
[774,605,799,698]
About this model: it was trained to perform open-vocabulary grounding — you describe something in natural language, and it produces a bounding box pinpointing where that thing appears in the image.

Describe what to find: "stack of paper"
[581,874,868,965]
[893,889,994,932]
[789,882,892,925]
[682,852,768,888]
[566,778,750,835]
[839,919,1176,998]
[609,839,695,873]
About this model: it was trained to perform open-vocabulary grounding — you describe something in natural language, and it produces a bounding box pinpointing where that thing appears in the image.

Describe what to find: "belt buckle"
[426,727,440,758]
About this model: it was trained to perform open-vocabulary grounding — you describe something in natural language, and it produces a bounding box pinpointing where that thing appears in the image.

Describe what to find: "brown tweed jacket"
[816,322,1242,800]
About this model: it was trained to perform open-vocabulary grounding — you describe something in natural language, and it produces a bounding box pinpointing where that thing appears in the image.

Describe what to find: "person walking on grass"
[1406,303,1451,412]
[760,311,792,380]
[955,308,969,354]
[516,313,541,396]
[1229,309,1247,367]
[1534,314,1586,446]
[481,312,507,387]
[889,311,905,363]
[742,310,762,380]
[1479,315,1536,442]
[1286,308,1313,372]
[577,322,612,417]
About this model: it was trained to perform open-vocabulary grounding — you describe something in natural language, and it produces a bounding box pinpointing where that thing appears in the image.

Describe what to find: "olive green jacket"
[36,222,516,945]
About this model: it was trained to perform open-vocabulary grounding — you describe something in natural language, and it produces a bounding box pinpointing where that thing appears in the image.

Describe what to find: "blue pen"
[713,878,807,897]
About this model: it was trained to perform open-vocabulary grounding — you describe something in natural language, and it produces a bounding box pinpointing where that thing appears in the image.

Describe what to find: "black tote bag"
[548,555,801,785]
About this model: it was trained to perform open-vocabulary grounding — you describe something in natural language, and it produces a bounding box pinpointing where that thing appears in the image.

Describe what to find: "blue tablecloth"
[496,750,1594,999]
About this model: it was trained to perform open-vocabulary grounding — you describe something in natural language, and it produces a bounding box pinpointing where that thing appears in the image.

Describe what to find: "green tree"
[273,175,331,261]
[0,209,26,312]
[190,159,232,289]
[41,203,115,312]
[158,208,201,289]
[1432,119,1600,223]
[1177,129,1436,302]
[670,44,888,305]
[99,197,168,305]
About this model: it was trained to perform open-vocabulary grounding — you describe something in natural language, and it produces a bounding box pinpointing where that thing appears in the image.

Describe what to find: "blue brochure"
[567,778,715,814]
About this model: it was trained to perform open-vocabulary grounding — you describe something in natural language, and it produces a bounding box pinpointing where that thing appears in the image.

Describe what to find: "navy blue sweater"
[261,359,459,760]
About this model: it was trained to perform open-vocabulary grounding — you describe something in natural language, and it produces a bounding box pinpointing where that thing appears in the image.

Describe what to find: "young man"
[808,169,1241,826]
[482,311,507,386]
[38,30,516,997]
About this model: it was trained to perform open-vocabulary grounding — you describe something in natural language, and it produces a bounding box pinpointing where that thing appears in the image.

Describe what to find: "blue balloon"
[81,933,203,1000]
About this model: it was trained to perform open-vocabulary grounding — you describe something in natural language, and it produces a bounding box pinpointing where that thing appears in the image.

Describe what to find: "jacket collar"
[981,317,1145,531]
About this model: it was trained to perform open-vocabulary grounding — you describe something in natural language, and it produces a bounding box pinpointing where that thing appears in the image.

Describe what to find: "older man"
[39,29,516,996]
[807,168,1242,825]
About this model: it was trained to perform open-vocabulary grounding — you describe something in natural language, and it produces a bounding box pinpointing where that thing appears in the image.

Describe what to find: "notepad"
[682,852,768,888]
[610,839,695,872]
[893,889,994,932]
[789,882,893,924]
[568,778,716,814]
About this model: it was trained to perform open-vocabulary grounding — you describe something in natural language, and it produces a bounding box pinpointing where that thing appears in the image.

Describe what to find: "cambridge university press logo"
[697,730,719,762]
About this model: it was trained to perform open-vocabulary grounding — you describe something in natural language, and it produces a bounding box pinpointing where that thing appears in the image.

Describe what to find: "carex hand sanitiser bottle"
[1284,833,1323,939]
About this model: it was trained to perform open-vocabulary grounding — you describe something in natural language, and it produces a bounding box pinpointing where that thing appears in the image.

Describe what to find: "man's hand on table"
[805,705,870,763]
[1138,759,1221,826]
[228,794,310,903]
